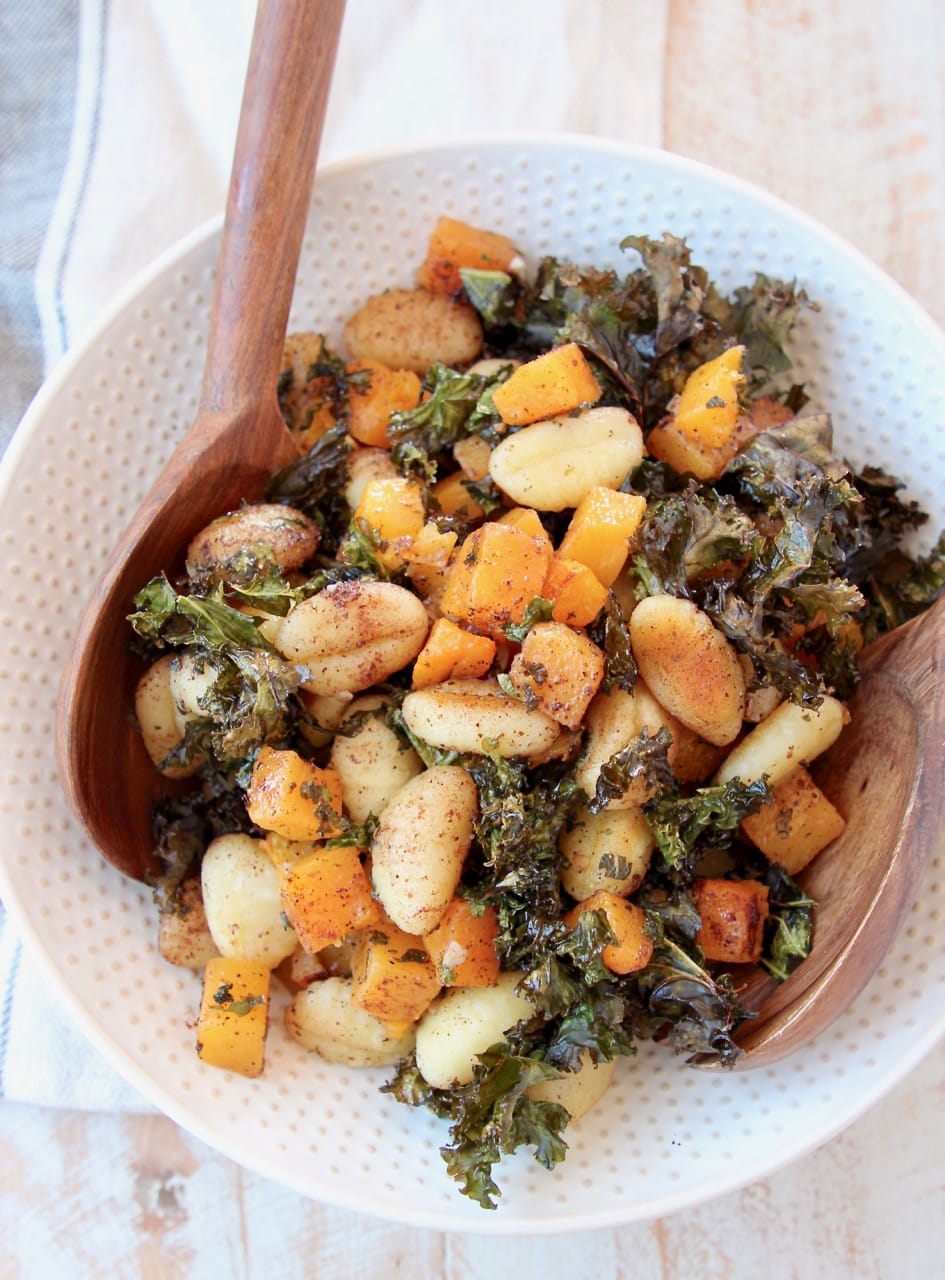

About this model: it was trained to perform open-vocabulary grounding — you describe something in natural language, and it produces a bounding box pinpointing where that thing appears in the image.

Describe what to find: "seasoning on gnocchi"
[128,215,945,1209]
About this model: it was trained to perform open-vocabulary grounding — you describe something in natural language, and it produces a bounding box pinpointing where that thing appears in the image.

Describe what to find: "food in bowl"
[128,215,945,1207]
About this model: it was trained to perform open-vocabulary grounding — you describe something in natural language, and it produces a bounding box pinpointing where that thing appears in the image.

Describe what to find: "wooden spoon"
[55,0,346,880]
[727,592,945,1066]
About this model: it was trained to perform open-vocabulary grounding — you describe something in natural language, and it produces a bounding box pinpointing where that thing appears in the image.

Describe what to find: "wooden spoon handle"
[200,0,346,418]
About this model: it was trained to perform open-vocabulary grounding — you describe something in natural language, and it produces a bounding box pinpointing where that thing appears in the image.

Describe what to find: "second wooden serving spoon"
[729,592,945,1066]
[55,0,346,881]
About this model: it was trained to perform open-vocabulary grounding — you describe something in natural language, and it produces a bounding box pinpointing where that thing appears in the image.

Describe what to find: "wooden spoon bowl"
[729,593,945,1066]
[55,0,346,881]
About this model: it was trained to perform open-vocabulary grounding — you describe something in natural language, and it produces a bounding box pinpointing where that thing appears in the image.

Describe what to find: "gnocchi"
[126,211,940,1210]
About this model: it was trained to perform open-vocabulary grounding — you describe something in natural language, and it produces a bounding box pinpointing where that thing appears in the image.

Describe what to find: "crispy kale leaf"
[644,777,772,878]
[129,574,303,772]
[384,1042,569,1211]
[502,596,554,643]
[387,364,508,481]
[631,418,874,704]
[630,889,751,1065]
[728,853,816,982]
[586,590,638,693]
[727,274,814,396]
[587,726,675,815]
[462,235,811,438]
[265,422,353,552]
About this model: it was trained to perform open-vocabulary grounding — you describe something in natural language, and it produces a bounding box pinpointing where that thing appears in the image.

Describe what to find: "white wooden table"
[3,3,945,1275]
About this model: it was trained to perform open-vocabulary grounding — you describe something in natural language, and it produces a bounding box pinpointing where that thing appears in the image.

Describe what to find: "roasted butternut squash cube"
[412,617,497,688]
[351,475,426,570]
[431,469,487,521]
[740,765,846,875]
[543,556,609,628]
[439,520,554,639]
[350,923,442,1026]
[496,506,547,540]
[647,415,757,482]
[452,433,493,481]
[556,487,647,587]
[564,890,653,975]
[280,845,381,953]
[693,877,769,964]
[492,343,602,426]
[507,621,605,730]
[346,359,422,448]
[245,747,344,842]
[423,898,501,987]
[417,215,521,296]
[674,346,745,447]
[197,956,270,1078]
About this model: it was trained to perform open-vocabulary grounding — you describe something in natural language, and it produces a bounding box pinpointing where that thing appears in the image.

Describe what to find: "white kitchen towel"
[0,0,667,1110]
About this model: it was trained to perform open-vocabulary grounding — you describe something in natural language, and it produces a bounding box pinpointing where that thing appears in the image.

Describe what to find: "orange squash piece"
[453,434,493,481]
[674,346,745,447]
[402,521,459,599]
[280,845,381,953]
[491,343,602,426]
[350,922,441,1027]
[417,215,520,297]
[543,556,609,628]
[439,520,554,639]
[740,765,846,876]
[197,957,270,1078]
[497,506,548,540]
[245,747,344,842]
[693,877,770,964]
[423,898,501,987]
[431,469,486,521]
[412,617,497,688]
[647,416,757,483]
[351,475,426,570]
[556,487,647,587]
[564,891,653,975]
[647,346,754,481]
[346,359,422,448]
[507,621,605,730]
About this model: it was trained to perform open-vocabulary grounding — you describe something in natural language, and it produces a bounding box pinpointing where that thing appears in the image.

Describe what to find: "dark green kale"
[587,726,676,815]
[632,485,758,599]
[276,337,366,433]
[726,274,814,396]
[384,1041,570,1211]
[337,517,395,580]
[458,268,523,330]
[387,364,508,481]
[502,596,554,643]
[586,590,638,693]
[265,422,353,551]
[463,235,811,437]
[620,233,714,359]
[628,888,751,1065]
[463,752,582,968]
[627,418,874,705]
[148,768,259,911]
[644,777,772,879]
[129,574,304,774]
[759,862,816,982]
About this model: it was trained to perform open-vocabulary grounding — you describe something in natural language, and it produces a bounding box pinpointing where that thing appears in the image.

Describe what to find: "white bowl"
[2,136,945,1232]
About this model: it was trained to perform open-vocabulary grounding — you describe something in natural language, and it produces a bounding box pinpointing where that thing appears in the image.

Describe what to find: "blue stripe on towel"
[50,0,109,358]
[0,914,23,1098]
[0,0,81,449]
